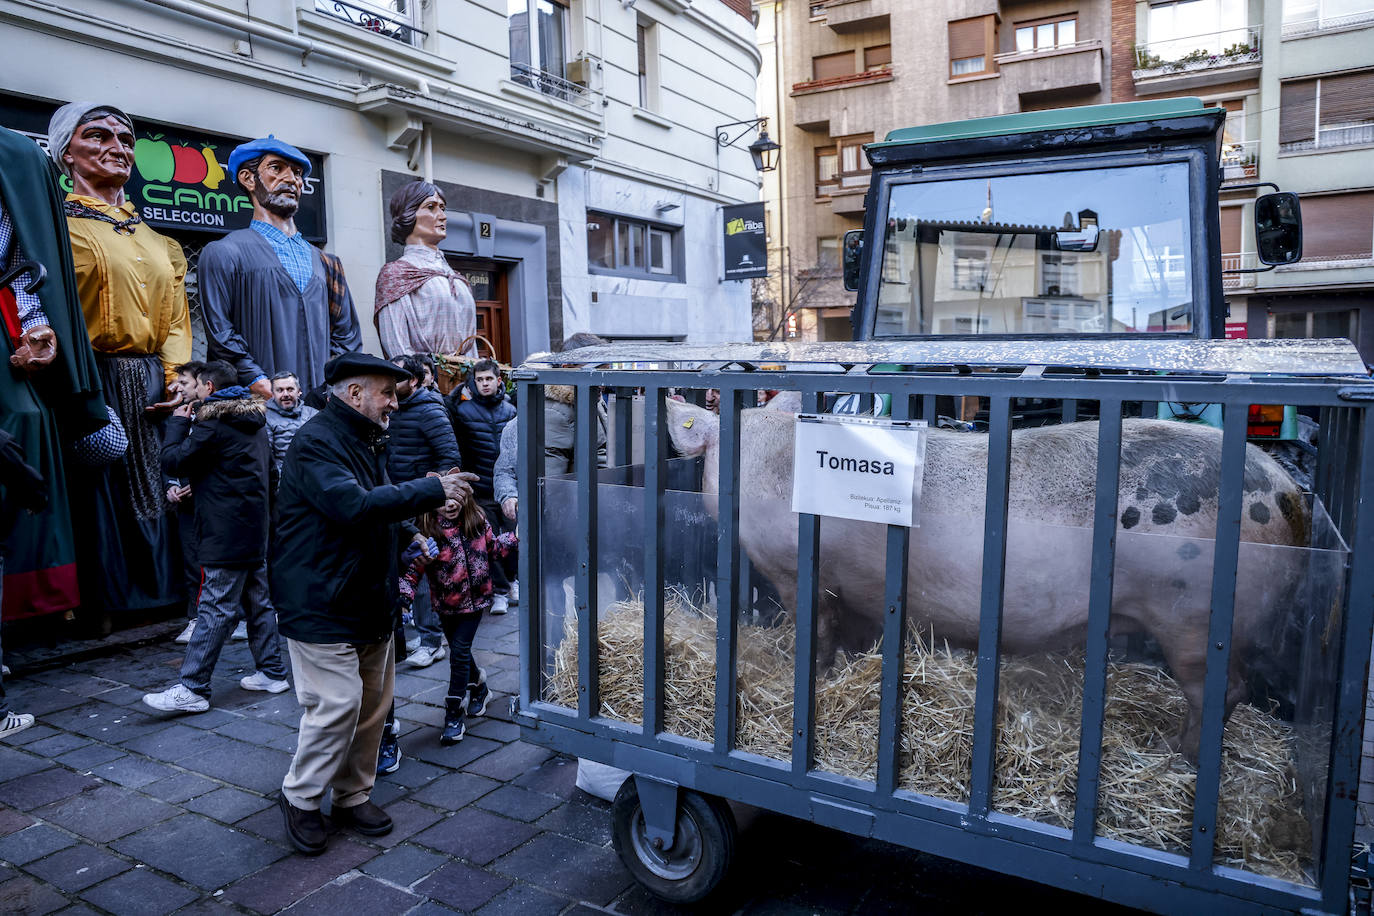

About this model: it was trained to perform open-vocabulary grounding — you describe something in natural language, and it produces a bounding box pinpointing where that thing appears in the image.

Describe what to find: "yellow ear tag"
[683,418,694,429]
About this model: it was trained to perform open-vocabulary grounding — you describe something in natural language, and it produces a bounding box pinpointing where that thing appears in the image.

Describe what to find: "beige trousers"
[281,637,394,811]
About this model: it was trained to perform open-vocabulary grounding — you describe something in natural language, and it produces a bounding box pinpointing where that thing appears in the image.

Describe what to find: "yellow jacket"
[65,194,191,389]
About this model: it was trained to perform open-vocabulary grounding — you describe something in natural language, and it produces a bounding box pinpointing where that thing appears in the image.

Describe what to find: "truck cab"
[844,98,1301,343]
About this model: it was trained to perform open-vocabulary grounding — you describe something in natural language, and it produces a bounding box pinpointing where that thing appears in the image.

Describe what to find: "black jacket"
[162,396,272,569]
[272,398,446,644]
[448,377,516,499]
[387,387,461,484]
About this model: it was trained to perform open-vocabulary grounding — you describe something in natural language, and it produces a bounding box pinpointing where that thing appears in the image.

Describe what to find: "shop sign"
[1225,322,1248,339]
[722,201,766,280]
[0,94,326,241]
[791,414,928,527]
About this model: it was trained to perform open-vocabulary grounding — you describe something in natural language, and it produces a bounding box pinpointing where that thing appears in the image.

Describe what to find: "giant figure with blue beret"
[198,136,363,398]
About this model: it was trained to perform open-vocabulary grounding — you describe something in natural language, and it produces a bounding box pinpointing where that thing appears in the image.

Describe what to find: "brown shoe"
[278,793,327,855]
[330,799,393,836]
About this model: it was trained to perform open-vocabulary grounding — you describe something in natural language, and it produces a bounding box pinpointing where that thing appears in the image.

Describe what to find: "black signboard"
[722,201,767,280]
[0,93,327,242]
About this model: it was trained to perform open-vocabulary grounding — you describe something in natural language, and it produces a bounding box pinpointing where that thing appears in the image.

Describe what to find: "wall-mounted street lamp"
[715,117,780,173]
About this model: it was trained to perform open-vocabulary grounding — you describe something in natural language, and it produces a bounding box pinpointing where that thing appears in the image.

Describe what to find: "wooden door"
[447,257,510,364]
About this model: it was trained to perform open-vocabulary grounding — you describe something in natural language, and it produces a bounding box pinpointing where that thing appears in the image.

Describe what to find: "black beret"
[323,351,414,385]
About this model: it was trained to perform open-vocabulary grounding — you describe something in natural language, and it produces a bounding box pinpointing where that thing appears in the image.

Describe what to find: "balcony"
[994,39,1103,103]
[791,66,894,132]
[1132,25,1261,93]
[1221,139,1259,181]
[509,62,595,110]
[1222,251,1259,290]
[819,0,889,34]
[312,0,425,47]
[829,187,867,216]
[1282,7,1374,38]
[1280,122,1374,154]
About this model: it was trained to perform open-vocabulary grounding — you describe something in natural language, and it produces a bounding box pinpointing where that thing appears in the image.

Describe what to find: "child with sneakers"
[399,470,517,744]
[143,361,290,714]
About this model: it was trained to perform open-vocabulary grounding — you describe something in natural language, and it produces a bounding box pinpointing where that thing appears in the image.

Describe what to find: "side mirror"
[842,229,864,291]
[1255,192,1302,266]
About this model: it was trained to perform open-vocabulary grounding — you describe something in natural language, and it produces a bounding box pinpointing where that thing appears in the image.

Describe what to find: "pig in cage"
[514,338,1374,914]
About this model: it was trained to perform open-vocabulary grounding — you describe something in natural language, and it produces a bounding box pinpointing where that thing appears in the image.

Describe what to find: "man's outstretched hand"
[9,325,56,373]
[438,470,478,505]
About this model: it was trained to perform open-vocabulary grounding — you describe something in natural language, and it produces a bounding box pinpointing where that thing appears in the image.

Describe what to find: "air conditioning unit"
[567,58,593,86]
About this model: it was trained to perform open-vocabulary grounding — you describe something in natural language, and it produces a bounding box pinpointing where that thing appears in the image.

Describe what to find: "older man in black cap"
[273,350,475,855]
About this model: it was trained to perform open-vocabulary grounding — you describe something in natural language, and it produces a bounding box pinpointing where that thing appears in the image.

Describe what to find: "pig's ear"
[664,398,718,457]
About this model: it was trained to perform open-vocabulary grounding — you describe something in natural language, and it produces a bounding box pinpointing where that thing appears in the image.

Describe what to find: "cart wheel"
[611,780,736,904]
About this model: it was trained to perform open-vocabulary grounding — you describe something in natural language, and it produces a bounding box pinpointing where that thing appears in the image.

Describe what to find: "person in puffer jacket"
[447,359,517,612]
[264,370,318,477]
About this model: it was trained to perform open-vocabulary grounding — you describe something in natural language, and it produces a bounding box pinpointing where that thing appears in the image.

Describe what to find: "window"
[837,133,872,189]
[1040,254,1080,297]
[314,0,425,45]
[949,15,997,79]
[815,145,838,197]
[951,248,990,290]
[1145,0,1249,63]
[1298,192,1374,260]
[864,44,892,70]
[1014,16,1077,52]
[636,18,660,110]
[587,211,682,280]
[812,50,855,81]
[817,236,840,269]
[1283,0,1374,33]
[509,0,568,78]
[1280,71,1374,152]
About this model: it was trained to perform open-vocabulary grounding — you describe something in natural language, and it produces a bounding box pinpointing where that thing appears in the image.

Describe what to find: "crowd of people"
[0,102,537,855]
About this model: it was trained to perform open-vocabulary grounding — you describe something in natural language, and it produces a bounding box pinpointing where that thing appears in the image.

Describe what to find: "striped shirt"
[0,199,49,330]
[251,219,314,294]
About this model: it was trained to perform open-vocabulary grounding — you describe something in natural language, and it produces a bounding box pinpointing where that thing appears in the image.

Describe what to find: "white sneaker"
[0,711,34,740]
[489,593,509,615]
[508,580,519,605]
[142,684,210,713]
[405,646,445,668]
[175,620,196,644]
[405,636,421,653]
[240,671,290,693]
[1,665,9,676]
[231,621,248,640]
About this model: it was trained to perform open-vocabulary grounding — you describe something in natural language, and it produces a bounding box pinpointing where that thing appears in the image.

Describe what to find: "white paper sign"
[791,415,927,527]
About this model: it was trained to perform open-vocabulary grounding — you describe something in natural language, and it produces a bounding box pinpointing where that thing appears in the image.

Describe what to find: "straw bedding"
[547,594,1312,884]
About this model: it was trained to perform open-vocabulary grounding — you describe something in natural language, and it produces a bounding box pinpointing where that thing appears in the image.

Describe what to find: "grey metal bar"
[1319,407,1374,912]
[574,383,600,721]
[1188,399,1250,871]
[1072,399,1123,847]
[876,394,913,797]
[516,378,545,707]
[968,396,1013,818]
[792,389,822,781]
[715,388,744,755]
[922,394,937,424]
[1061,398,1078,423]
[642,387,667,737]
[613,387,634,467]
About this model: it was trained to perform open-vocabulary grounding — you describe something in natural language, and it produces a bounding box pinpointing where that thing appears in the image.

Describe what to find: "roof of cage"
[520,338,1370,378]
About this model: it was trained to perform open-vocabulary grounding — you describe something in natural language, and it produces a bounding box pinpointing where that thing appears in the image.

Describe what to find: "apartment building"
[0,0,761,360]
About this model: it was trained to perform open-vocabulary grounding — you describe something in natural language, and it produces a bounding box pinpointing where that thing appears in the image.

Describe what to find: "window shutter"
[1219,206,1242,254]
[1319,70,1374,126]
[1300,192,1374,260]
[949,17,987,61]
[864,44,892,69]
[812,51,855,81]
[1280,79,1317,145]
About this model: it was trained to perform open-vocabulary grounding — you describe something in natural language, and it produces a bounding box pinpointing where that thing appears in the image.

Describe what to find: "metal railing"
[1280,123,1374,154]
[1221,251,1259,288]
[312,0,426,46]
[1221,139,1259,179]
[510,61,594,109]
[1132,24,1260,79]
[1282,7,1374,37]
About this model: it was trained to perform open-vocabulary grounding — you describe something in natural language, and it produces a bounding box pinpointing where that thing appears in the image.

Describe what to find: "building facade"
[0,0,761,362]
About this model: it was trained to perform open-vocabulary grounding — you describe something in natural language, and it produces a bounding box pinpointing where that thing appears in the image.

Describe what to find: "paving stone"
[21,734,92,759]
[119,724,239,763]
[511,755,579,800]
[377,757,446,790]
[236,693,302,725]
[52,905,104,916]
[92,755,180,789]
[46,700,172,743]
[36,674,122,699]
[412,808,538,865]
[180,743,293,795]
[0,769,99,811]
[234,806,289,845]
[476,785,562,822]
[0,874,68,915]
[0,806,35,836]
[170,900,243,916]
[54,745,126,771]
[23,842,131,891]
[173,708,241,731]
[0,825,76,865]
[354,800,443,850]
[92,686,152,708]
[466,718,521,743]
[409,771,501,810]
[405,903,462,916]
[279,874,418,916]
[214,718,296,747]
[394,704,445,728]
[474,882,569,916]
[0,746,49,782]
[6,726,61,747]
[414,860,511,911]
[142,772,218,804]
[463,740,552,780]
[359,843,447,886]
[490,833,632,905]
[184,788,272,824]
[405,735,500,770]
[36,784,177,842]
[392,673,435,696]
[113,813,286,890]
[535,799,614,846]
[367,780,409,808]
[3,689,84,717]
[267,733,299,754]
[222,837,376,913]
[82,867,199,915]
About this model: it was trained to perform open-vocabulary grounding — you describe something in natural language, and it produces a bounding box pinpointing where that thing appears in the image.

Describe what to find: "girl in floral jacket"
[400,480,518,744]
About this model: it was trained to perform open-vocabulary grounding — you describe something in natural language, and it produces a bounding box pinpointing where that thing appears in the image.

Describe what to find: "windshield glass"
[874,161,1194,337]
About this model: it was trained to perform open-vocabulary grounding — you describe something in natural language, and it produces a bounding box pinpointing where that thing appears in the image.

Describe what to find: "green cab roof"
[875,98,1214,148]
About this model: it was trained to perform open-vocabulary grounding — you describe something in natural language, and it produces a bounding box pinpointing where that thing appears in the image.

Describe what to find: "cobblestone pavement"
[0,611,1145,915]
